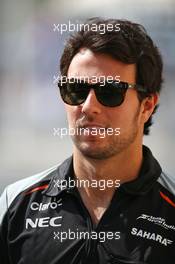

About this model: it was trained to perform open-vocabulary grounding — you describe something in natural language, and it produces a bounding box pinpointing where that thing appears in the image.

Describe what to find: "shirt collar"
[121,145,162,195]
[43,156,74,197]
[43,145,162,197]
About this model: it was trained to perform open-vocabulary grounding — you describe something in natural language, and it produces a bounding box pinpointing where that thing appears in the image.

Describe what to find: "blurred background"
[0,0,175,193]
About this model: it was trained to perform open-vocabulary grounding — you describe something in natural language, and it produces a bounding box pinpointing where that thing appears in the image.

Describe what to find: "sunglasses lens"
[58,81,127,107]
[59,82,89,105]
[95,84,126,107]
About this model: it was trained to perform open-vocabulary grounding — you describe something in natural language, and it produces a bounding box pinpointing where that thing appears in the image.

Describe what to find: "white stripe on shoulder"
[158,171,175,197]
[0,163,60,225]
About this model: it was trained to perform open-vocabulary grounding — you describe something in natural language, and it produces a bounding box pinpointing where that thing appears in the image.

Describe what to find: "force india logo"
[137,214,175,231]
[131,228,173,246]
[131,214,175,247]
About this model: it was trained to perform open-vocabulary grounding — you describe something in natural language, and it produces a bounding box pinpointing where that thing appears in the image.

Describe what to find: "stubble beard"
[71,108,141,160]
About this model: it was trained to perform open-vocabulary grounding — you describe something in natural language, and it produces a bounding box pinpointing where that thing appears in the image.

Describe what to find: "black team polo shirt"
[0,145,175,264]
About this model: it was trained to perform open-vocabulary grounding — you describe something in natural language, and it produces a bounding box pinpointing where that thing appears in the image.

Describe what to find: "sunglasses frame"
[58,78,147,107]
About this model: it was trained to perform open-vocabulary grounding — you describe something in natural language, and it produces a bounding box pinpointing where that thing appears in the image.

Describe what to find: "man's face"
[64,48,150,159]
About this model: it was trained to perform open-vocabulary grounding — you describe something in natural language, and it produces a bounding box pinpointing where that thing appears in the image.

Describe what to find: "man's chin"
[79,150,109,160]
[75,142,116,160]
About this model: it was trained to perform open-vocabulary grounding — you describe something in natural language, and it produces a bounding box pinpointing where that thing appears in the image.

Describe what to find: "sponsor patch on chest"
[131,228,173,246]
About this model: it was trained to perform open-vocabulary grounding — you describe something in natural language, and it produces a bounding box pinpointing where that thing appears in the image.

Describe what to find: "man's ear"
[141,93,159,123]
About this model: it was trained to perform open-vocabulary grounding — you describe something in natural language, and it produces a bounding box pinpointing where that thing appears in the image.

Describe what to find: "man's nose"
[81,89,102,115]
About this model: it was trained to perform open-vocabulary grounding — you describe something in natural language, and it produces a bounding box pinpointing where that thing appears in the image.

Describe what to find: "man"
[0,17,175,264]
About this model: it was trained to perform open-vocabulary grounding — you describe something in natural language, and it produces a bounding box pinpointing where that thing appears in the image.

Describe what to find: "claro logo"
[26,216,62,229]
[30,199,62,211]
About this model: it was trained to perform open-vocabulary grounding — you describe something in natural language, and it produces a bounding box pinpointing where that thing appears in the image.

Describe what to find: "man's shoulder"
[0,163,60,223]
[158,171,175,197]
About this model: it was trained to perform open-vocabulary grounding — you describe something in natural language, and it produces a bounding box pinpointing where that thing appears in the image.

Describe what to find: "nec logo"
[26,216,62,229]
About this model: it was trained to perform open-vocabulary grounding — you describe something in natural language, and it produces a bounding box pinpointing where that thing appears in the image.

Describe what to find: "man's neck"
[73,144,143,192]
[72,145,143,224]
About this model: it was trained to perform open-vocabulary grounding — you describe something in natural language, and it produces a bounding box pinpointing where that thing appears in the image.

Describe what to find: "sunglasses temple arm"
[128,84,146,93]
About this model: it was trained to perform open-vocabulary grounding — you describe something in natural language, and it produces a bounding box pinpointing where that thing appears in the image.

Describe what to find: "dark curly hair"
[60,17,163,135]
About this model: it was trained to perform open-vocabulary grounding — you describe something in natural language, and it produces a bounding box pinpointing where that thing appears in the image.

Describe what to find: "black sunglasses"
[58,79,146,107]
